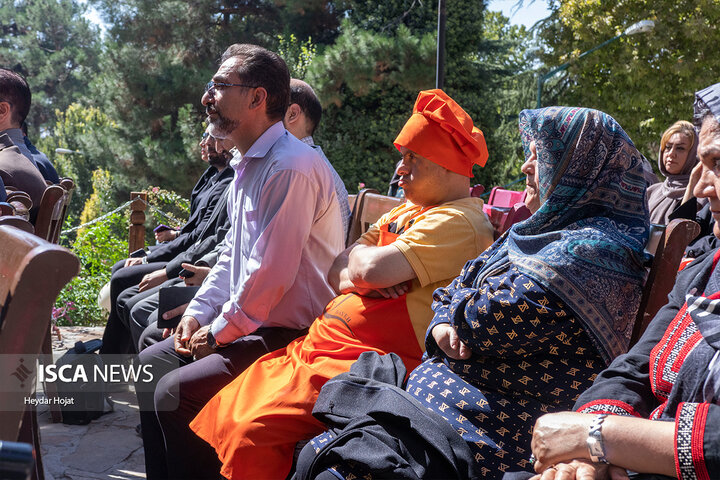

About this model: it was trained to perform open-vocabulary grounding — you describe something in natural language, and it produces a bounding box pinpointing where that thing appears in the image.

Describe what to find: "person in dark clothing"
[0,69,48,218]
[508,108,720,480]
[100,131,233,355]
[294,351,479,480]
[21,121,59,184]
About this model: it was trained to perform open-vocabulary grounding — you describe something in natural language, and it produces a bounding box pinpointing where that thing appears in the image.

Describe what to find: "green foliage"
[0,0,101,133]
[310,1,536,193]
[55,211,128,326]
[80,168,115,227]
[145,185,190,244]
[539,0,720,162]
[54,166,190,326]
[277,33,317,79]
[35,104,120,219]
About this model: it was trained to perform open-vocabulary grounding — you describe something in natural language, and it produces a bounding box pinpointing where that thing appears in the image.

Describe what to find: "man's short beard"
[206,112,239,140]
[208,152,230,169]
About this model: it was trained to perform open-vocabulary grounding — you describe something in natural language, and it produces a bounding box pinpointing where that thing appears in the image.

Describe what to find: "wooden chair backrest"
[33,185,64,242]
[6,191,32,220]
[630,219,701,347]
[0,225,79,441]
[48,178,75,244]
[0,215,34,234]
[346,189,404,247]
[0,201,14,216]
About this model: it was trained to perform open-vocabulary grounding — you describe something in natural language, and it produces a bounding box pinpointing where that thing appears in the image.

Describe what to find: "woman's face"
[521,141,541,213]
[662,132,691,175]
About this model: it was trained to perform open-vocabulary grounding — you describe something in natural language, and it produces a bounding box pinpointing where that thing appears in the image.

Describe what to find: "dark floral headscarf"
[479,107,650,363]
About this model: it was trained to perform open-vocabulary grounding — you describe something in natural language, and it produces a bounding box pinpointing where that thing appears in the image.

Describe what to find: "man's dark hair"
[220,44,290,121]
[0,69,31,126]
[290,80,322,135]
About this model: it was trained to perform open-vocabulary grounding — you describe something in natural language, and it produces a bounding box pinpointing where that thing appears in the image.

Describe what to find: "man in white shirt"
[136,43,344,480]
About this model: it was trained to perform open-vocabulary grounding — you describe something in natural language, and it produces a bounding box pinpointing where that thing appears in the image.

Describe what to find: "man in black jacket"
[100,131,234,354]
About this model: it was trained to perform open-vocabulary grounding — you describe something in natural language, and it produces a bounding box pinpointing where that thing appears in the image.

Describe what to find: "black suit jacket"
[164,181,232,278]
[146,166,233,263]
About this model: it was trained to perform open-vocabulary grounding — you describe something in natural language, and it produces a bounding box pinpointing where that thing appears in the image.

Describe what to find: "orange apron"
[190,207,428,480]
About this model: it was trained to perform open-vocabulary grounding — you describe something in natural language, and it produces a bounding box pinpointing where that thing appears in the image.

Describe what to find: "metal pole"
[436,0,446,89]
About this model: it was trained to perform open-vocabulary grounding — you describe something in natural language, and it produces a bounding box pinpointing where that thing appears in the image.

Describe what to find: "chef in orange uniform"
[189,89,495,479]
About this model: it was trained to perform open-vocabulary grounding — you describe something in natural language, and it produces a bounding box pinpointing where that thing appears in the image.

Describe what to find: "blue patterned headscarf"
[481,107,649,363]
[694,82,720,130]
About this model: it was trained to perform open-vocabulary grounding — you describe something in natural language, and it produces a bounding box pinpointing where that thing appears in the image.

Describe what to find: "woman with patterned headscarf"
[298,107,651,478]
[646,120,705,224]
[495,82,720,480]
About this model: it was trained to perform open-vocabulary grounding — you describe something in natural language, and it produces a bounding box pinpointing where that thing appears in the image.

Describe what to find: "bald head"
[284,79,322,138]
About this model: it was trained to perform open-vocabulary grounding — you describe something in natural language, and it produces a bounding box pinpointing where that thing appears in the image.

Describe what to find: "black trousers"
[100,260,166,355]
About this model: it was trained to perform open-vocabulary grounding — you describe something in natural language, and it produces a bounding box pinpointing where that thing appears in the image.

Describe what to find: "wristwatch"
[587,413,610,464]
[206,330,226,350]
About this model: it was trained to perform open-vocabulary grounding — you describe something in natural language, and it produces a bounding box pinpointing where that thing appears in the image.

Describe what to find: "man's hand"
[155,229,177,243]
[161,302,191,339]
[124,257,144,268]
[431,323,471,360]
[189,325,216,360]
[180,263,212,286]
[346,281,411,299]
[173,315,200,356]
[138,269,168,292]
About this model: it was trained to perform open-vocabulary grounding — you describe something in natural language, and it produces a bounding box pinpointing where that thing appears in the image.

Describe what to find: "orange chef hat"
[394,89,488,177]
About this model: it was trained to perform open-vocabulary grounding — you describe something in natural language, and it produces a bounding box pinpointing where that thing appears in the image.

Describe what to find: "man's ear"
[0,102,12,125]
[248,87,268,112]
[285,103,301,125]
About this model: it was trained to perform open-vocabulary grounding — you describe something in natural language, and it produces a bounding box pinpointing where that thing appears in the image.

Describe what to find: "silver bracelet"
[587,413,610,464]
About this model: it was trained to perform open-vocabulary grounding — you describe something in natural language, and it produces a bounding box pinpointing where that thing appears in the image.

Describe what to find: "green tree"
[310,1,536,193]
[81,0,348,205]
[538,0,720,162]
[0,0,101,134]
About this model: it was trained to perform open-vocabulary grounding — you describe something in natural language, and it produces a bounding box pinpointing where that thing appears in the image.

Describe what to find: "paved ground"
[38,326,146,480]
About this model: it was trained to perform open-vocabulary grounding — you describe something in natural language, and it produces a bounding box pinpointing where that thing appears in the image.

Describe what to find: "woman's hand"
[529,459,627,480]
[683,161,704,203]
[431,323,471,359]
[531,412,593,471]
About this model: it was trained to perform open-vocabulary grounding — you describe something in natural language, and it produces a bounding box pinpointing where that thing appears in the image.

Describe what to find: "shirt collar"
[1,128,23,146]
[231,121,286,169]
[299,135,314,146]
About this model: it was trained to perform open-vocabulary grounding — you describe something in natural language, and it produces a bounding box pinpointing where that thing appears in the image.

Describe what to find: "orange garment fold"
[190,292,423,479]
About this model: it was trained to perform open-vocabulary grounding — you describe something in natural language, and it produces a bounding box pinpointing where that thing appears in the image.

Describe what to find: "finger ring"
[528,454,536,465]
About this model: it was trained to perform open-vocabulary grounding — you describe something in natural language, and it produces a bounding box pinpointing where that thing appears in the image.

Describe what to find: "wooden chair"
[630,219,701,347]
[33,185,64,241]
[0,215,34,234]
[48,178,75,244]
[6,191,32,220]
[0,226,79,467]
[0,201,15,216]
[345,189,404,247]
